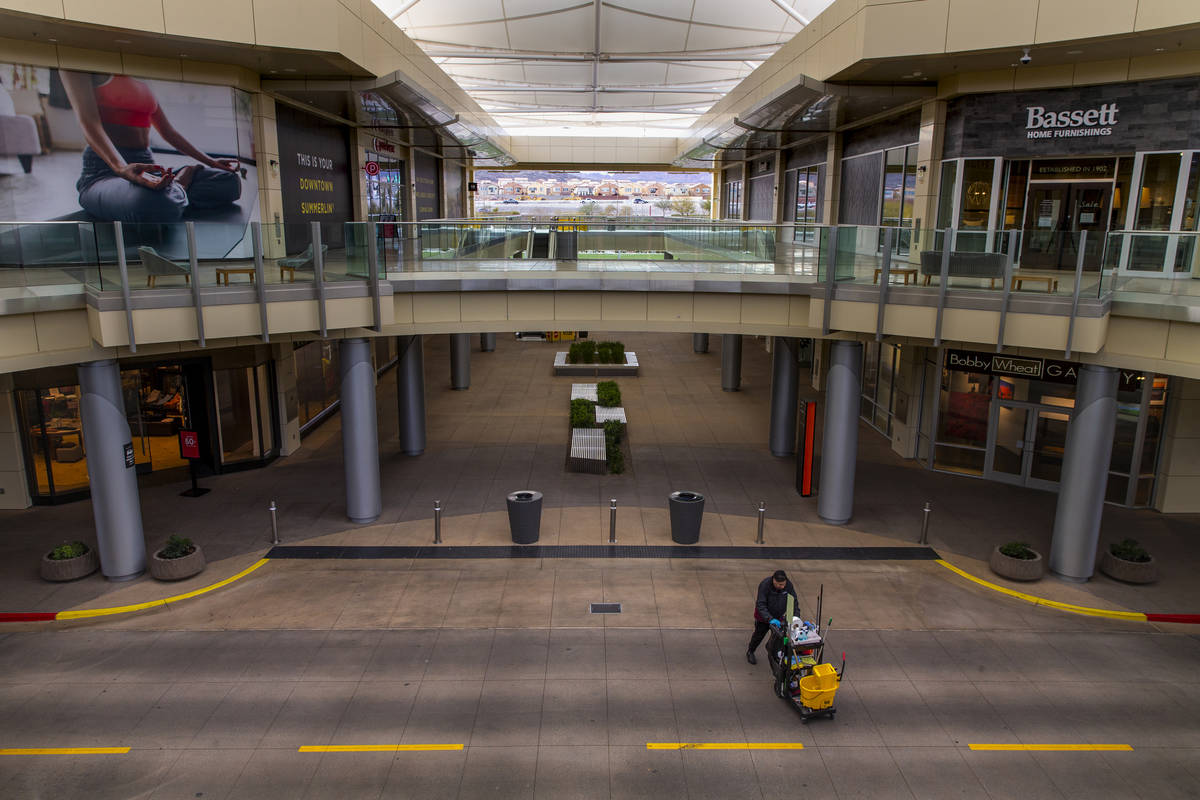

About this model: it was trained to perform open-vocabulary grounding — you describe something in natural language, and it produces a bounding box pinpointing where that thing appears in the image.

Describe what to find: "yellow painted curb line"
[0,747,130,755]
[969,744,1133,752]
[55,558,271,620]
[934,559,1147,622]
[299,744,464,752]
[647,743,805,750]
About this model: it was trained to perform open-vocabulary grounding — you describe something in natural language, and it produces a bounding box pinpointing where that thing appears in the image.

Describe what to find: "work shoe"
[746,650,757,665]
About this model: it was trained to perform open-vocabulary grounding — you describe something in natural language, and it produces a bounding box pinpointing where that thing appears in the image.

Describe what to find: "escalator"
[531,231,550,258]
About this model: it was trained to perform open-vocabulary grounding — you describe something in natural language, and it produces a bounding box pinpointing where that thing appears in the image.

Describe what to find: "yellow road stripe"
[0,747,130,755]
[298,744,464,752]
[56,559,270,620]
[935,560,1147,622]
[647,743,805,750]
[969,744,1133,752]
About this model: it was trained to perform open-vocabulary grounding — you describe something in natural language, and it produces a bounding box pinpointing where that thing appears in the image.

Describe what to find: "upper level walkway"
[2,218,1199,377]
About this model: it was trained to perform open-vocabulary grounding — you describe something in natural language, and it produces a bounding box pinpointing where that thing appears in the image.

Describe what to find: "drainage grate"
[590,602,622,614]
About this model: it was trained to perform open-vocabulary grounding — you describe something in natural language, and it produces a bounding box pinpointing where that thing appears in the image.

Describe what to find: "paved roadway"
[1,625,1198,799]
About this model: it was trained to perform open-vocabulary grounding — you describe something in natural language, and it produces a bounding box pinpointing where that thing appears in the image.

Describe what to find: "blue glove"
[769,618,782,630]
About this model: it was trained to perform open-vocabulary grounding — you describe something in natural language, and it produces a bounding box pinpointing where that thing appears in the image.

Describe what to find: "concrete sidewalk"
[1,332,1197,620]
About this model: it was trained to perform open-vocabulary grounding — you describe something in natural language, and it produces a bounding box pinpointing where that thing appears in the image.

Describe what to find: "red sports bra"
[93,76,158,128]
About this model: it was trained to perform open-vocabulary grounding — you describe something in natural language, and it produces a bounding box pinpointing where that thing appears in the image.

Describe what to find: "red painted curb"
[1144,613,1200,624]
[0,612,58,622]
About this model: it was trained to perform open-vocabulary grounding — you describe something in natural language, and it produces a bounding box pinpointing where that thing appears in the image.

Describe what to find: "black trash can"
[668,491,705,544]
[506,490,543,544]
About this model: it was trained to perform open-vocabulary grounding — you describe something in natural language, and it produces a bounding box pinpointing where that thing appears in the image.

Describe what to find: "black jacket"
[754,576,799,623]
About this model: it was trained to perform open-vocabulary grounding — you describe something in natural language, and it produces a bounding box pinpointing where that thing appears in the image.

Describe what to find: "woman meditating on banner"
[60,71,241,223]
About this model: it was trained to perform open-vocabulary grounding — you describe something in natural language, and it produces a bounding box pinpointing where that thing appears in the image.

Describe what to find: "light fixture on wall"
[269,159,279,180]
[916,165,928,175]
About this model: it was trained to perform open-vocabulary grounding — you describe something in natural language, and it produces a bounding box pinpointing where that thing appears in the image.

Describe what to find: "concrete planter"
[1098,550,1157,584]
[150,544,206,581]
[988,546,1044,581]
[40,548,100,582]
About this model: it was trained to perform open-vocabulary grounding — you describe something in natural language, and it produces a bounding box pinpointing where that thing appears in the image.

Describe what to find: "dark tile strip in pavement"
[264,545,942,560]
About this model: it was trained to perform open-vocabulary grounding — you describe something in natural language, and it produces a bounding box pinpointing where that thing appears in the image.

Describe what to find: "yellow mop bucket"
[798,663,839,711]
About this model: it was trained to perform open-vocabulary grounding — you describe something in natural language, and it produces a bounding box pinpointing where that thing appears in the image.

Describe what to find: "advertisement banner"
[0,62,258,261]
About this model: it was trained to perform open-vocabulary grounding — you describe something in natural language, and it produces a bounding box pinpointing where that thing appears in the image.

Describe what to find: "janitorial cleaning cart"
[765,584,846,722]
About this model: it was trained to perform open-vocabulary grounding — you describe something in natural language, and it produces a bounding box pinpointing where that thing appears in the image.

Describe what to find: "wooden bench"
[215,266,256,286]
[872,267,918,285]
[1011,273,1059,293]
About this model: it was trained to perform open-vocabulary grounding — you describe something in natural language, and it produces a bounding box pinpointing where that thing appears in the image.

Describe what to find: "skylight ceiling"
[370,0,835,137]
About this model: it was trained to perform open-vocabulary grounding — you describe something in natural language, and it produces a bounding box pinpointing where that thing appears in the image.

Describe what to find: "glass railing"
[1100,231,1200,298]
[3,218,1198,305]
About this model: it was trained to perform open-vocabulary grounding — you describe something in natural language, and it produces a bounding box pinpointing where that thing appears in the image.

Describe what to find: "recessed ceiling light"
[1154,47,1166,52]
[47,37,57,42]
[179,53,188,58]
[269,69,278,73]
[115,39,131,44]
[284,68,297,72]
[912,70,922,76]
[1067,50,1083,55]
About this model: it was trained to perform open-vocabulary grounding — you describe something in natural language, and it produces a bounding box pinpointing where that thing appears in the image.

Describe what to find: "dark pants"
[77,146,241,223]
[748,619,773,653]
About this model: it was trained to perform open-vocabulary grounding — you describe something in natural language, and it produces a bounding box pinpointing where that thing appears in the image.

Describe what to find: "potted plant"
[150,535,206,581]
[1099,538,1157,584]
[40,540,100,582]
[988,541,1044,581]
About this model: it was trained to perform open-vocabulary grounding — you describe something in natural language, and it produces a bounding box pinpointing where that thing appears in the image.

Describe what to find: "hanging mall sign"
[1025,103,1119,139]
[944,349,1142,391]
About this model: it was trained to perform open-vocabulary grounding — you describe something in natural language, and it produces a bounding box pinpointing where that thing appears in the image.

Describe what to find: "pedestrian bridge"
[1,219,1198,379]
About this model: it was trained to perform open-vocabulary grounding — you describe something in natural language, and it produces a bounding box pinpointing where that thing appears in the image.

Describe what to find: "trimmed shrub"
[998,541,1037,560]
[49,541,89,560]
[604,419,625,473]
[1110,538,1150,563]
[607,445,625,474]
[566,342,582,364]
[596,380,622,407]
[570,398,596,427]
[603,419,624,444]
[578,339,596,363]
[159,535,196,559]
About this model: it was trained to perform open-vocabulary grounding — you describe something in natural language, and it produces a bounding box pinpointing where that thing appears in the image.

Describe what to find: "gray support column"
[693,333,709,353]
[1049,365,1119,581]
[396,335,426,456]
[450,333,471,390]
[720,334,742,391]
[339,338,382,524]
[817,340,863,525]
[77,359,145,580]
[480,333,496,352]
[769,337,801,457]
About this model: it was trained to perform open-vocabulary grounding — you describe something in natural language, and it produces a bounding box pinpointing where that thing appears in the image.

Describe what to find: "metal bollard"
[269,501,280,545]
[609,498,618,544]
[756,501,766,544]
[433,500,442,544]
[919,501,931,545]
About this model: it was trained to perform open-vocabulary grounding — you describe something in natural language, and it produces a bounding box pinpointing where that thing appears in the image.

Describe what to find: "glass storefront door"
[985,401,1072,490]
[1021,182,1110,270]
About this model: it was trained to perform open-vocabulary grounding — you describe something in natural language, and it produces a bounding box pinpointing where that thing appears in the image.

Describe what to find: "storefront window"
[213,363,275,465]
[880,145,918,252]
[17,386,88,500]
[1002,161,1029,231]
[725,180,743,218]
[956,159,997,251]
[934,367,990,475]
[860,343,899,438]
[295,340,341,432]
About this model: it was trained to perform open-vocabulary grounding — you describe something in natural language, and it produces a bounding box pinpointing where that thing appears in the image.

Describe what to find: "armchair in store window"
[277,243,328,282]
[137,246,191,288]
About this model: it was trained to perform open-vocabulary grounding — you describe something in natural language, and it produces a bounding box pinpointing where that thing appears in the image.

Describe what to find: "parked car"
[633,198,647,204]
[502,199,520,204]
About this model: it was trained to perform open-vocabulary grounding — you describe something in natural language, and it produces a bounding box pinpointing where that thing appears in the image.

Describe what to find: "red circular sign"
[364,161,380,176]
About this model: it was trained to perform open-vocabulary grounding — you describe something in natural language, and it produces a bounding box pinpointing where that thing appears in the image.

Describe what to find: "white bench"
[571,383,598,401]
[594,406,627,424]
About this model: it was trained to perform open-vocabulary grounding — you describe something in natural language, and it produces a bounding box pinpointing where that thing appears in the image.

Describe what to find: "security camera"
[1019,48,1032,65]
